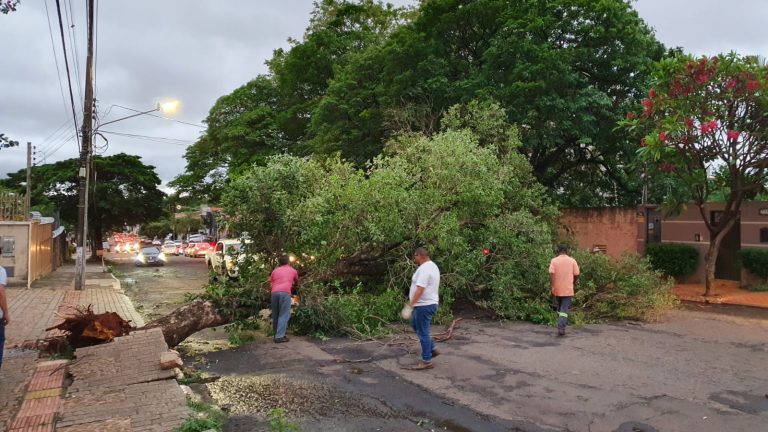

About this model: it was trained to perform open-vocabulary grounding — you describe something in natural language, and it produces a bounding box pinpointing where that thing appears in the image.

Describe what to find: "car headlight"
[158,253,167,261]
[136,253,146,263]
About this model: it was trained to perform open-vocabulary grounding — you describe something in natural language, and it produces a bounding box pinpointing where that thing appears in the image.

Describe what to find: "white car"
[206,240,244,279]
[162,241,177,255]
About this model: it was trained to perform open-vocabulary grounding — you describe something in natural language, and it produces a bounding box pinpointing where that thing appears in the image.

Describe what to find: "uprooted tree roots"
[46,304,134,348]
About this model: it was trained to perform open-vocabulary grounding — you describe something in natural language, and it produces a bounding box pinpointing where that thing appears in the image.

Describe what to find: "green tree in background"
[171,0,409,201]
[626,53,768,295]
[1,153,165,257]
[309,0,666,205]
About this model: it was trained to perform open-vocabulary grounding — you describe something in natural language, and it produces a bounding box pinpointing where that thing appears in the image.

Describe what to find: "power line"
[98,130,194,146]
[43,0,72,129]
[63,0,83,109]
[35,118,70,153]
[54,0,82,153]
[109,105,206,129]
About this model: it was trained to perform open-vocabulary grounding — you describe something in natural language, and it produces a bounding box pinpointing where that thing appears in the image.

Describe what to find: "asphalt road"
[105,251,210,321]
[192,308,768,432]
[103,252,768,431]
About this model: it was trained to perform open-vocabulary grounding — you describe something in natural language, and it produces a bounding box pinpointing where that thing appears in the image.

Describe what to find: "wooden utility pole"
[75,0,95,290]
[25,142,31,213]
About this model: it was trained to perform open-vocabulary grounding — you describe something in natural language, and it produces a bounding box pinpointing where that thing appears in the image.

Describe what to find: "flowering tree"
[625,54,768,295]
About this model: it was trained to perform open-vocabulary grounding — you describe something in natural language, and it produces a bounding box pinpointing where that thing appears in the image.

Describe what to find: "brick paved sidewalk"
[56,328,189,432]
[2,264,186,432]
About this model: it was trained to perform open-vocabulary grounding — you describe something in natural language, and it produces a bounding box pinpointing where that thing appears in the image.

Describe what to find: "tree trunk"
[140,299,232,348]
[704,217,739,296]
[703,238,720,296]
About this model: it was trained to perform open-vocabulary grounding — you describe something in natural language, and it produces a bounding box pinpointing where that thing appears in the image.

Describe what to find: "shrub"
[291,283,405,338]
[740,248,768,280]
[645,243,699,277]
[572,251,677,322]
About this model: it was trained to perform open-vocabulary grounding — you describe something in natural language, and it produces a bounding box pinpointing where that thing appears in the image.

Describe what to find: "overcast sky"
[1,0,766,189]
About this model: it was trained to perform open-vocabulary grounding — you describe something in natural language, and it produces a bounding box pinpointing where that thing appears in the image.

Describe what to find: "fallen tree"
[141,299,232,348]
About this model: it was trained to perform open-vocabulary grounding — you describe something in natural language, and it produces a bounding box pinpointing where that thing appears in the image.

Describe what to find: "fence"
[0,191,27,221]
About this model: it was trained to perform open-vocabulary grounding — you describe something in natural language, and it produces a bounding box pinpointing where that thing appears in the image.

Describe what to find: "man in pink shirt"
[270,255,299,343]
[549,244,580,336]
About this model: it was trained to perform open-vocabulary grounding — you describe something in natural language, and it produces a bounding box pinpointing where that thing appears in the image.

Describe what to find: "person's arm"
[409,286,425,307]
[573,260,580,285]
[548,261,555,290]
[0,284,9,325]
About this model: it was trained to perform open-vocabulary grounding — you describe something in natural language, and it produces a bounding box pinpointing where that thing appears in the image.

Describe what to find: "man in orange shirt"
[549,244,580,336]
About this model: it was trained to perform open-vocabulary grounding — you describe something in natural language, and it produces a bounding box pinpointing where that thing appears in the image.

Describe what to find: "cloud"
[1,0,764,188]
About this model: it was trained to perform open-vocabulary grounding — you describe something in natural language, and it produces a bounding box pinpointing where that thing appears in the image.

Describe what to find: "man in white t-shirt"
[406,247,440,370]
[0,251,9,370]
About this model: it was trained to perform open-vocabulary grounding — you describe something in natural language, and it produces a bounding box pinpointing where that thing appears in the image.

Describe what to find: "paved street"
[105,251,209,321]
[190,306,768,432]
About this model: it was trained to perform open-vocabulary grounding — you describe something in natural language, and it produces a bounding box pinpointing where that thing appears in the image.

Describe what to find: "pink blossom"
[725,78,738,90]
[747,80,760,92]
[684,118,694,129]
[727,130,740,141]
[660,131,667,142]
[640,138,647,147]
[626,112,635,120]
[649,88,656,98]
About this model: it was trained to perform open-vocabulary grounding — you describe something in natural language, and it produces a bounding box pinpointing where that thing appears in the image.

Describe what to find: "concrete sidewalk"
[1,263,187,432]
[673,279,768,309]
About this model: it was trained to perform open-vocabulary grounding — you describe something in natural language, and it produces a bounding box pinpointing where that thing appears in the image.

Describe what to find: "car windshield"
[227,244,242,253]
[141,247,160,254]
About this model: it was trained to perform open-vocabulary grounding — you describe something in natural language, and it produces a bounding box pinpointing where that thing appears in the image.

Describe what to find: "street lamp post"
[74,100,179,290]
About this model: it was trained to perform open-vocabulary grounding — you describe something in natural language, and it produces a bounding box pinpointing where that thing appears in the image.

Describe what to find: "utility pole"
[75,0,95,290]
[25,142,31,213]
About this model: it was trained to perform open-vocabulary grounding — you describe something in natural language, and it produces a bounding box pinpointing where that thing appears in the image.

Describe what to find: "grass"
[174,397,227,432]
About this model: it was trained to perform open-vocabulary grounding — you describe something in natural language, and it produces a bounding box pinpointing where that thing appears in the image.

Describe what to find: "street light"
[74,100,180,290]
[97,101,180,128]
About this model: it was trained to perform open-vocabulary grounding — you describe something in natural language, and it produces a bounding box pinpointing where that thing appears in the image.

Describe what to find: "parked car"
[177,241,189,256]
[134,246,167,267]
[184,242,198,257]
[189,242,213,258]
[162,241,177,255]
[206,240,245,279]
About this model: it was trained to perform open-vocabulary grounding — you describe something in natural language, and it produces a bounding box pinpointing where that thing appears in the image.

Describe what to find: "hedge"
[645,243,699,277]
[740,248,768,280]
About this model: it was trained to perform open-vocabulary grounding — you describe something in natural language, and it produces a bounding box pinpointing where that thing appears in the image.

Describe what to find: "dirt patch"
[207,374,387,419]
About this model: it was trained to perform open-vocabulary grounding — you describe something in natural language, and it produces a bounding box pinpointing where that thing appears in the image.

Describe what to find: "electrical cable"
[54,0,82,153]
[64,0,83,109]
[109,105,206,129]
[43,0,74,132]
[98,130,194,146]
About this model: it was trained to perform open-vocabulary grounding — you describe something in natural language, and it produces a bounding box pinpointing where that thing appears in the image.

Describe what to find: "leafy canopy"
[309,0,666,205]
[1,153,165,236]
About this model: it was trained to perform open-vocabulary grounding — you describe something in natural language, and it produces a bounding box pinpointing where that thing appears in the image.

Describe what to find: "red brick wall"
[559,208,639,259]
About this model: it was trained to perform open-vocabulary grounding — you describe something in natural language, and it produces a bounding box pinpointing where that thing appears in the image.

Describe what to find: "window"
[694,233,702,242]
[1,236,15,257]
[215,243,224,252]
[761,228,768,243]
[592,244,607,254]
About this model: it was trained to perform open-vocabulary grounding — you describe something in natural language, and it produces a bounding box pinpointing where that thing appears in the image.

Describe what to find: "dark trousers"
[271,292,292,339]
[0,321,5,369]
[411,304,437,362]
[556,296,572,330]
